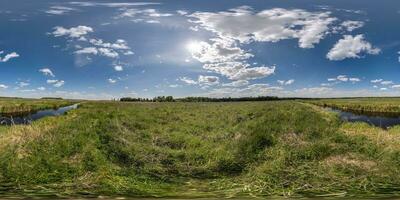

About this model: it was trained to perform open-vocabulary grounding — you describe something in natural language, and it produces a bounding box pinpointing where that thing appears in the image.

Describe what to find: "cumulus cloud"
[340,20,364,31]
[277,79,295,85]
[0,51,19,62]
[47,79,65,87]
[198,75,219,85]
[381,80,393,85]
[349,77,361,83]
[108,78,117,83]
[189,6,336,48]
[328,75,361,83]
[179,77,197,85]
[75,47,119,58]
[0,84,8,89]
[189,38,275,80]
[327,34,380,61]
[371,79,382,83]
[39,68,55,77]
[89,38,130,50]
[52,25,93,38]
[51,26,132,61]
[114,65,123,71]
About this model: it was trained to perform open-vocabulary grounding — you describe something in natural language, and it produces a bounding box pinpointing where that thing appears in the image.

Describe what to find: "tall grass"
[0,100,399,198]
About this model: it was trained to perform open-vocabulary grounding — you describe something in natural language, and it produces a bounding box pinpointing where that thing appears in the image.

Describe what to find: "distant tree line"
[41,97,63,100]
[120,96,281,102]
[120,96,175,102]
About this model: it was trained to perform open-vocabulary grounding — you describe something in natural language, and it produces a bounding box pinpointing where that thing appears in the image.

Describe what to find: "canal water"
[327,108,400,129]
[0,104,78,125]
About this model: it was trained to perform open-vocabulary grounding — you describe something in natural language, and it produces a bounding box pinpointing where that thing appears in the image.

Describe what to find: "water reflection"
[327,108,400,129]
[0,104,78,125]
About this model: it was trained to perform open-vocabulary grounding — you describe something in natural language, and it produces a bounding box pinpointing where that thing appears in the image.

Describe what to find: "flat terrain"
[0,97,73,114]
[1,98,400,198]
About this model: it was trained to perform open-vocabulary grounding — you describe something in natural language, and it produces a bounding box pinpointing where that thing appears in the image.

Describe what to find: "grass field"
[0,97,74,115]
[306,97,400,115]
[1,98,400,198]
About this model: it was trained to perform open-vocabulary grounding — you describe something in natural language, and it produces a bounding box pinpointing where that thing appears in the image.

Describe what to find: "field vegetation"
[306,97,400,115]
[0,98,400,198]
[0,97,74,115]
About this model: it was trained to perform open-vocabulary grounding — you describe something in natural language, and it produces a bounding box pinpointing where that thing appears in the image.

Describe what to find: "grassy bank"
[305,98,400,115]
[0,99,400,198]
[0,97,74,115]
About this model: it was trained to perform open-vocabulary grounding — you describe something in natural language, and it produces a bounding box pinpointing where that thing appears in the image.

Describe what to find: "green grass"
[304,97,400,115]
[0,97,75,114]
[1,99,400,198]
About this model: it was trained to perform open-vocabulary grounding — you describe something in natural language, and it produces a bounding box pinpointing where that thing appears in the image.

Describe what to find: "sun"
[186,41,203,53]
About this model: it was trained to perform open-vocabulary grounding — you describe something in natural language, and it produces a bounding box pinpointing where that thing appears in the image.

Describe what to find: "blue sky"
[1,0,400,99]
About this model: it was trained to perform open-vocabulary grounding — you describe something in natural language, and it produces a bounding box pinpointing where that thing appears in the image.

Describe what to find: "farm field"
[0,98,400,198]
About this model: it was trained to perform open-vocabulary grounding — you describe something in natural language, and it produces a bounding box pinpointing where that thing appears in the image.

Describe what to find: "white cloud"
[98,48,119,58]
[53,80,65,87]
[189,6,336,48]
[0,84,8,89]
[0,51,19,62]
[37,87,46,91]
[204,83,283,98]
[198,75,219,85]
[169,84,180,88]
[277,79,294,85]
[222,80,249,87]
[177,10,188,15]
[349,77,361,83]
[114,65,123,71]
[119,8,172,18]
[336,75,348,82]
[45,6,77,15]
[47,79,64,87]
[69,2,160,7]
[398,51,400,63]
[380,88,388,91]
[108,78,117,83]
[341,20,364,31]
[75,47,119,58]
[75,47,98,55]
[371,79,382,83]
[18,81,29,88]
[146,20,160,24]
[189,38,275,81]
[327,78,336,82]
[327,34,380,61]
[295,87,332,94]
[52,25,93,38]
[381,80,393,85]
[178,77,197,85]
[89,38,130,50]
[39,68,55,77]
[392,85,400,89]
[327,75,361,83]
[188,38,252,63]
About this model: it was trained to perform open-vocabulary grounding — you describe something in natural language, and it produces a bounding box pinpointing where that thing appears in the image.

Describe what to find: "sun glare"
[186,41,202,53]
